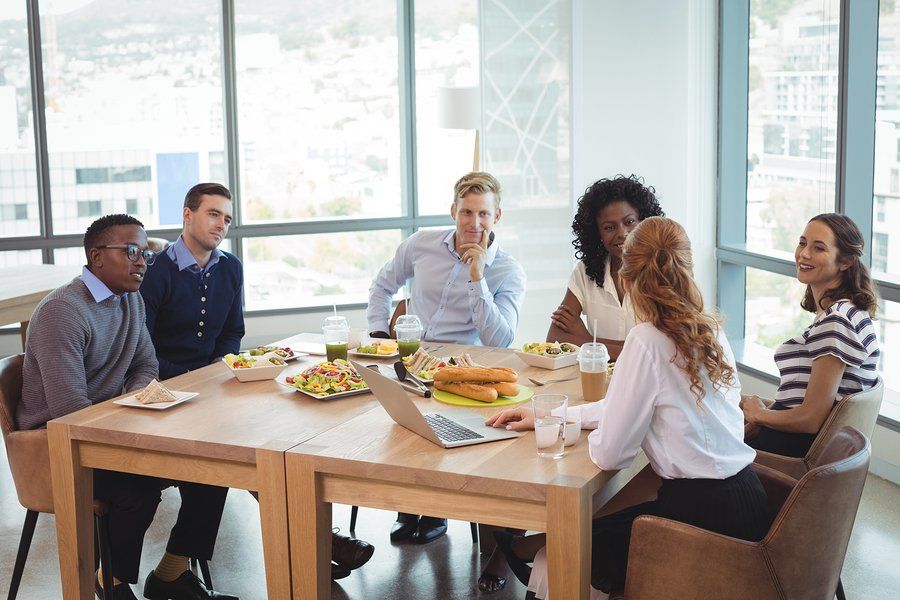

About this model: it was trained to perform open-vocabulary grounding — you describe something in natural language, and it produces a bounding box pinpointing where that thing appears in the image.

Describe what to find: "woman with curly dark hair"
[546,175,664,359]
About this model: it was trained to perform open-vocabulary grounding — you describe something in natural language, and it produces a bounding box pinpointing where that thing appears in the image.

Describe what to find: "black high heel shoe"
[493,531,532,587]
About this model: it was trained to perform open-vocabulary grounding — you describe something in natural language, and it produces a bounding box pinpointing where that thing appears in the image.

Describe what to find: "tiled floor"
[2,440,899,599]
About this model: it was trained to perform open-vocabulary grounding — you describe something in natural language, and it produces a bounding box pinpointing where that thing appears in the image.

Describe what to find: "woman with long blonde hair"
[487,217,770,598]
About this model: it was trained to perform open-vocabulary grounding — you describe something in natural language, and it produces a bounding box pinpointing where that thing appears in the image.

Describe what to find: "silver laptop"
[351,359,520,448]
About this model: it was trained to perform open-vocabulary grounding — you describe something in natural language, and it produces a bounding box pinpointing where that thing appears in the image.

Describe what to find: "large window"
[719,0,900,421]
[40,0,226,234]
[746,0,840,257]
[414,0,480,216]
[0,0,573,329]
[0,3,40,238]
[874,2,900,283]
[234,1,402,223]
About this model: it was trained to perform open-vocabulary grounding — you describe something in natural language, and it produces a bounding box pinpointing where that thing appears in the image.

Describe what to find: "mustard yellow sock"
[96,567,121,588]
[153,552,189,582]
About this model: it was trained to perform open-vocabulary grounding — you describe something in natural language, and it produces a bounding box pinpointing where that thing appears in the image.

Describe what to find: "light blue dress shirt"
[166,235,224,273]
[80,266,119,303]
[367,229,526,347]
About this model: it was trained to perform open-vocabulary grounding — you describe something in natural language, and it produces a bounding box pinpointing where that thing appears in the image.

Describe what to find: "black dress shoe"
[143,570,238,600]
[413,516,448,544]
[390,512,419,541]
[96,572,139,600]
[332,530,375,570]
[331,562,352,580]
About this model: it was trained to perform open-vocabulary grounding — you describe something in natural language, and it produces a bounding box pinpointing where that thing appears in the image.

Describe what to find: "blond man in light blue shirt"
[367,172,526,347]
[366,172,526,544]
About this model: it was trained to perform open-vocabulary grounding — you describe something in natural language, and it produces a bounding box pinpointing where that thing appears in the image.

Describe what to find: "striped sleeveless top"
[774,300,880,408]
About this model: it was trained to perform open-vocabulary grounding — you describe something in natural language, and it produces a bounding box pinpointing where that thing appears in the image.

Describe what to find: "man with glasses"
[19,214,239,599]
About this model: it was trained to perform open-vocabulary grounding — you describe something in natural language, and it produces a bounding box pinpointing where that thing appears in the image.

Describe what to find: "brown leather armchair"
[0,354,213,599]
[622,427,870,600]
[146,236,171,253]
[754,379,883,480]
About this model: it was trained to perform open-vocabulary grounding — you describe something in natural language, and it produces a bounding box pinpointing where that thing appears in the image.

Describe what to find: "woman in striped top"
[741,213,880,457]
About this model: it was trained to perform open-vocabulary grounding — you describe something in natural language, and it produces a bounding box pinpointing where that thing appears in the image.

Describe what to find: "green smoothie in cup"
[394,314,423,360]
[397,340,420,358]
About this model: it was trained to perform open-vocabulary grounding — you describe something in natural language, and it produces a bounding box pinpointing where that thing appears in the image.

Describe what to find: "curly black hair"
[83,213,145,264]
[572,174,664,287]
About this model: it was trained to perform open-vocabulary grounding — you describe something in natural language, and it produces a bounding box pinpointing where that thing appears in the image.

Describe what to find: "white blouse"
[567,260,634,341]
[568,323,755,480]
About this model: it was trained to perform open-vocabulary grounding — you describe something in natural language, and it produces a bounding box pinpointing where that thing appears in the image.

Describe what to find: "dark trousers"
[93,470,228,584]
[590,465,771,592]
[748,425,816,457]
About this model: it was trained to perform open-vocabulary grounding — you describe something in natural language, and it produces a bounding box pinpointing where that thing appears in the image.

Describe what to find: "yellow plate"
[432,384,534,408]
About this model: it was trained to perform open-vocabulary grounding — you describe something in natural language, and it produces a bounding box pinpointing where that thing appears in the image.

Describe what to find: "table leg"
[256,449,292,599]
[546,485,592,599]
[286,455,332,600]
[48,423,94,600]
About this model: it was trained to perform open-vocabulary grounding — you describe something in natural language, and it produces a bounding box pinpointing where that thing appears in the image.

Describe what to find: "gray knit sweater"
[17,277,159,430]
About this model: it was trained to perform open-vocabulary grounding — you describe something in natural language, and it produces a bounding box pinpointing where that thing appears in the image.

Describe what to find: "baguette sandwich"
[433,366,520,402]
[432,366,517,383]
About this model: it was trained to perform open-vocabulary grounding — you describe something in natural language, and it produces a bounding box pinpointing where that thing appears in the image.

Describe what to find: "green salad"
[284,359,367,396]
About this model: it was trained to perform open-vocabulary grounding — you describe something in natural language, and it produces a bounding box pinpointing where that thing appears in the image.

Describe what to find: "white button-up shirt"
[569,323,755,480]
[567,260,634,341]
[366,229,526,347]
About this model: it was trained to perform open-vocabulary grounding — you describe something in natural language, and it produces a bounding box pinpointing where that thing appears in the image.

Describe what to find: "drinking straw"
[333,303,337,317]
[593,319,597,346]
[593,320,598,368]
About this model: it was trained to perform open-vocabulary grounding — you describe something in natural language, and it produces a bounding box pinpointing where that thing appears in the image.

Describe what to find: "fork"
[528,375,578,386]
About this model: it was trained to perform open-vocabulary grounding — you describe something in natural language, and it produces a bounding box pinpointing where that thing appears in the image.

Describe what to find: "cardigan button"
[206,273,210,277]
[197,332,203,337]
[201,309,206,315]
[199,321,205,326]
[201,297,206,302]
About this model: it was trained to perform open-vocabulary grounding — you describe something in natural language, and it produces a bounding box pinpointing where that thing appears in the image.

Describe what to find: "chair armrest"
[624,515,778,600]
[753,449,809,480]
[753,463,797,517]
[5,429,54,514]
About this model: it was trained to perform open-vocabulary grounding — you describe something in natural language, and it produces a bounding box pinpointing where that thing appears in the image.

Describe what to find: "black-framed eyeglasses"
[95,244,157,266]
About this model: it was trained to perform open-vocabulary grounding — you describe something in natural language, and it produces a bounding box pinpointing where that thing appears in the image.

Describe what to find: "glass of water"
[533,394,568,459]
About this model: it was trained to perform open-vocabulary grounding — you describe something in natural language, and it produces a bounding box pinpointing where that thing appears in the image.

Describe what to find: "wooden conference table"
[0,264,80,348]
[48,338,644,599]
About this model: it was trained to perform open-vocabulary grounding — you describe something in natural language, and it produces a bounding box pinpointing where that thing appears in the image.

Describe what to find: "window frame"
[0,0,454,316]
[717,0,900,428]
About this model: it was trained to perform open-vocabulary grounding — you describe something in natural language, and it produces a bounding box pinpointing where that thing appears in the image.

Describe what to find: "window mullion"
[716,0,749,336]
[835,0,879,265]
[26,0,53,250]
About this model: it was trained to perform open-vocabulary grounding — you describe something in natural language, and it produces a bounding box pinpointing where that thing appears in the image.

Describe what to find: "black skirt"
[747,404,817,458]
[590,464,771,592]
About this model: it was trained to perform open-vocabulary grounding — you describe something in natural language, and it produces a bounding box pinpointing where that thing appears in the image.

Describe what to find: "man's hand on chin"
[459,230,490,281]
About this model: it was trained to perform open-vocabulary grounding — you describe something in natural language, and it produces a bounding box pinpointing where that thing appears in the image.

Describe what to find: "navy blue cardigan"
[140,250,245,380]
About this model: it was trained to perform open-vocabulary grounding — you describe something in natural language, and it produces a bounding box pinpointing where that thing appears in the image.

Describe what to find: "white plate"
[277,379,371,400]
[114,390,198,410]
[239,349,306,362]
[349,348,400,359]
[514,350,579,370]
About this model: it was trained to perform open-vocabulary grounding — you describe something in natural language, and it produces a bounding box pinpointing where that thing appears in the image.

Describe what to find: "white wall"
[573,0,718,298]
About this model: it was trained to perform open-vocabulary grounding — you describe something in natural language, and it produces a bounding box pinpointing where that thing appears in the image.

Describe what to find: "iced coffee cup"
[578,342,610,402]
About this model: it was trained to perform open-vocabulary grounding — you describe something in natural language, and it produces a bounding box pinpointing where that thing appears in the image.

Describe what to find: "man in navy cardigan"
[138,183,245,598]
[140,183,244,379]
[140,183,374,580]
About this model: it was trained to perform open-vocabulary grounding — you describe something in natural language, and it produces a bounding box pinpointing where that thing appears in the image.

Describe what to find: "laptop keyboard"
[424,413,484,442]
